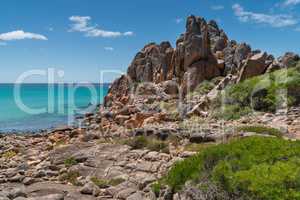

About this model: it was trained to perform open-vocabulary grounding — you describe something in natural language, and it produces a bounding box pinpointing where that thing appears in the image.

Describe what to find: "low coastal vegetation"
[122,136,170,153]
[0,150,17,160]
[59,171,81,186]
[164,136,300,199]
[64,157,78,168]
[187,80,217,99]
[212,65,300,120]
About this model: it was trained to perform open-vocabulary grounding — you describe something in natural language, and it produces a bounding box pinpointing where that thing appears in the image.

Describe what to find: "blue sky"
[0,0,299,83]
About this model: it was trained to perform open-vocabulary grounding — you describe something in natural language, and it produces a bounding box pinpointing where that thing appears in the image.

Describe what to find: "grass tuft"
[1,150,17,160]
[123,136,169,153]
[64,157,78,168]
[59,171,81,186]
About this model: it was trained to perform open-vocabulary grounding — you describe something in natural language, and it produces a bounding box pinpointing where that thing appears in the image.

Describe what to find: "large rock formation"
[104,15,299,108]
[237,52,268,82]
[127,42,174,83]
[104,75,132,107]
[175,16,221,94]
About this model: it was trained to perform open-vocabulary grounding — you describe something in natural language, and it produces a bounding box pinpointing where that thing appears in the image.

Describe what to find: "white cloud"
[104,47,114,51]
[124,31,134,36]
[69,16,134,38]
[175,18,183,24]
[0,30,47,41]
[211,5,224,10]
[283,0,300,6]
[232,4,298,28]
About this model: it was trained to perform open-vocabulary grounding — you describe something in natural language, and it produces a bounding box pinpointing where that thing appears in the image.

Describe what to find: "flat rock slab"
[26,182,96,200]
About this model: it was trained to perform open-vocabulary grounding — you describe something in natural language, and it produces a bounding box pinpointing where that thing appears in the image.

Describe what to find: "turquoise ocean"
[0,84,109,133]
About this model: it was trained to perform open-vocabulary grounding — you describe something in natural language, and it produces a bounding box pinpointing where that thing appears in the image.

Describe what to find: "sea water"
[0,84,109,132]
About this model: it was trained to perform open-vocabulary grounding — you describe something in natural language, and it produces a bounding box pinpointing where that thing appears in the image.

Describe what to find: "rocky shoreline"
[0,104,299,199]
[1,15,300,200]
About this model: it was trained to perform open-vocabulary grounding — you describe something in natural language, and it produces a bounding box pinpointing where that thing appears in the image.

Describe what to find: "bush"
[123,136,169,153]
[188,80,216,98]
[165,137,300,199]
[212,66,300,120]
[59,171,81,186]
[151,182,163,197]
[1,150,17,160]
[123,136,148,149]
[64,157,78,168]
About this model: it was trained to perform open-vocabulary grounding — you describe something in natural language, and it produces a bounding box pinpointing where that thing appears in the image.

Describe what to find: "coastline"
[0,15,299,200]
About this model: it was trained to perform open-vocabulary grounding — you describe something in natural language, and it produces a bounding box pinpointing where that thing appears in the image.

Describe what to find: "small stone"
[28,194,64,200]
[23,177,35,185]
[80,182,96,195]
[9,174,25,183]
[116,188,136,199]
[7,188,27,199]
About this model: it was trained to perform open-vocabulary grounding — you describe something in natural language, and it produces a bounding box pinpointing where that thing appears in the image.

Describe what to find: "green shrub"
[59,171,81,186]
[165,137,300,199]
[123,136,169,153]
[64,157,78,168]
[1,150,17,160]
[237,125,283,137]
[193,80,215,95]
[212,66,300,120]
[147,140,169,152]
[109,178,126,186]
[123,136,148,149]
[151,182,163,197]
[212,104,252,120]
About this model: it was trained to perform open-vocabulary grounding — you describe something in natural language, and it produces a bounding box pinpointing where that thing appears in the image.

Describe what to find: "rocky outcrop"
[119,15,222,100]
[104,75,132,107]
[208,20,228,53]
[104,14,299,112]
[279,52,300,68]
[127,42,174,83]
[177,16,221,94]
[223,42,252,75]
[237,52,269,82]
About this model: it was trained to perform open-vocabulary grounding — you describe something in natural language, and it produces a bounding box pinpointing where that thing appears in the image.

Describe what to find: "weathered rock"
[104,75,132,107]
[237,52,268,82]
[28,194,64,200]
[127,42,174,83]
[189,132,221,143]
[161,80,179,96]
[6,188,27,199]
[23,177,35,185]
[233,43,251,68]
[80,182,97,195]
[279,52,300,68]
[223,40,237,75]
[181,59,220,95]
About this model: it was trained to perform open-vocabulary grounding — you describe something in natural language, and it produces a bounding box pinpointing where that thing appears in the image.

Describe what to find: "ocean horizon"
[0,83,109,133]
